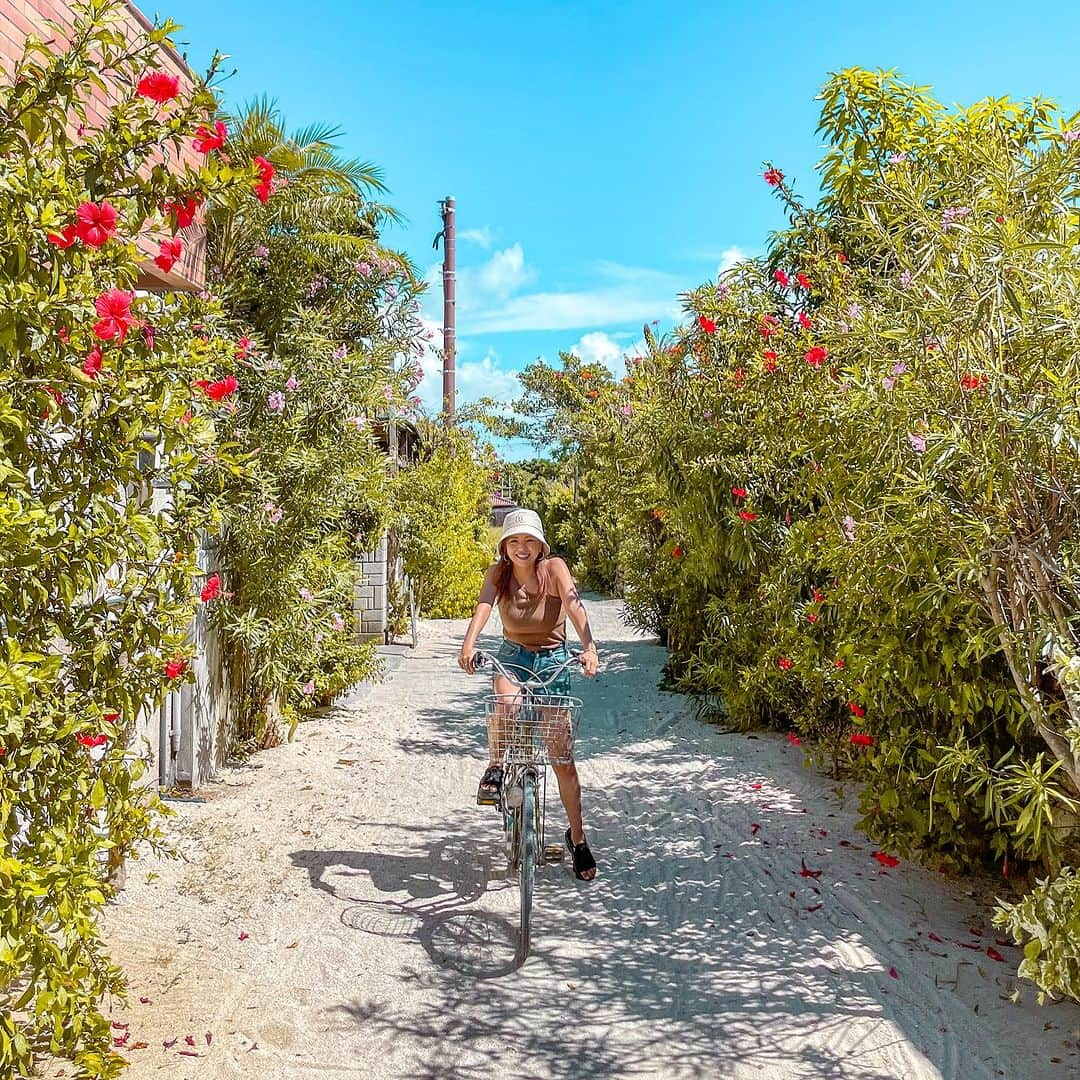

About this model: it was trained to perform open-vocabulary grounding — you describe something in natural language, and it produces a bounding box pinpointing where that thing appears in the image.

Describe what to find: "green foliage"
[994,867,1080,1004]
[0,3,252,1074]
[519,71,1080,1000]
[394,423,493,618]
[202,101,427,746]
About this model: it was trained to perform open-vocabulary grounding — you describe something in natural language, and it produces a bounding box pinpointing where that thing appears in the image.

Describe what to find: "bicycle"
[471,648,583,964]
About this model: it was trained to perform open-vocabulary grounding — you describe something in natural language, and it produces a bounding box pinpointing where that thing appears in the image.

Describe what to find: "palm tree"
[205,96,402,282]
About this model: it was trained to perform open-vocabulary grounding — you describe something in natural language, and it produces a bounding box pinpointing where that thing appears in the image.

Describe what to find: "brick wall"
[355,536,388,640]
[0,0,207,290]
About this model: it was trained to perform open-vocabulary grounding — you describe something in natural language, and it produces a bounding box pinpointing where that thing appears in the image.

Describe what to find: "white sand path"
[99,597,1080,1079]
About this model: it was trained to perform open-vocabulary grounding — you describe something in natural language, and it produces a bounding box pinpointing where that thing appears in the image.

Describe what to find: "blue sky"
[169,0,1079,458]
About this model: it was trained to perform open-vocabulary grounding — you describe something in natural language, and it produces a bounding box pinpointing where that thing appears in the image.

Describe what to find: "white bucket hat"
[498,508,550,558]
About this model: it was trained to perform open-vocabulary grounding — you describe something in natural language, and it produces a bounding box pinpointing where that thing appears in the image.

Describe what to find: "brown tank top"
[499,584,566,650]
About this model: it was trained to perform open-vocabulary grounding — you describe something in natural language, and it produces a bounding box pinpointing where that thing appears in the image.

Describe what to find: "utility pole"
[439,195,456,423]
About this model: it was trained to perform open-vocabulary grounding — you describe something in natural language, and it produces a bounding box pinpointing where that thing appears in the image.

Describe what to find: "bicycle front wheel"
[517,771,537,963]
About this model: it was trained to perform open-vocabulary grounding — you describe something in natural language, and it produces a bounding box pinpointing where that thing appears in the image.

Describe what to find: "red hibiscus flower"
[738,510,758,522]
[163,195,201,229]
[796,272,812,289]
[48,223,78,248]
[77,733,108,749]
[850,733,874,747]
[192,120,227,154]
[698,314,717,334]
[804,345,828,367]
[252,155,275,203]
[763,167,784,187]
[773,269,790,287]
[731,487,747,498]
[200,573,221,603]
[849,702,866,718]
[75,201,119,248]
[759,314,779,338]
[204,375,238,401]
[154,237,182,273]
[672,545,684,559]
[797,311,812,331]
[787,731,802,745]
[82,347,103,379]
[93,288,135,343]
[873,852,900,868]
[137,71,180,103]
[778,657,794,671]
[165,657,187,680]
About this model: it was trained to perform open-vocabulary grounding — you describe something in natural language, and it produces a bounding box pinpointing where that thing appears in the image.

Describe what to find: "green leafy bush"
[515,69,1080,1000]
[394,423,493,618]
[0,4,251,1074]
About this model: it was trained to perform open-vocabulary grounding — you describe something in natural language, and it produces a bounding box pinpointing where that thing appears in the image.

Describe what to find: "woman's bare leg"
[551,761,595,880]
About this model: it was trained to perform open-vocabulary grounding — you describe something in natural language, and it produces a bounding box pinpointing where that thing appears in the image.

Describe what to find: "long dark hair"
[493,547,550,604]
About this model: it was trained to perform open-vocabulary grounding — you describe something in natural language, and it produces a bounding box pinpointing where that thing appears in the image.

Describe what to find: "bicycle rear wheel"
[517,771,537,963]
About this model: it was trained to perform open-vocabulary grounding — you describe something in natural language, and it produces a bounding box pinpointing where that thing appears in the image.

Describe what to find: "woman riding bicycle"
[458,508,598,881]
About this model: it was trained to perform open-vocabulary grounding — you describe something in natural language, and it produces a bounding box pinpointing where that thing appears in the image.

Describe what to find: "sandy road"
[98,598,1080,1079]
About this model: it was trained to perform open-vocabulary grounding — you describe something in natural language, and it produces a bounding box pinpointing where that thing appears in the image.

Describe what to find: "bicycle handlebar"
[472,647,582,691]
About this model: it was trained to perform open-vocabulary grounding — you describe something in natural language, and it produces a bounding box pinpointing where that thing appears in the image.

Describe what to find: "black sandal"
[476,764,503,806]
[565,827,597,880]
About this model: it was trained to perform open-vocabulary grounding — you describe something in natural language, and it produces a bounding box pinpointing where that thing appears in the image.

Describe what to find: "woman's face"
[504,533,542,565]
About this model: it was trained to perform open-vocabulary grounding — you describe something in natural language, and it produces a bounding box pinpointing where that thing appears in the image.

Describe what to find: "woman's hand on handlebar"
[458,647,480,675]
[580,645,599,678]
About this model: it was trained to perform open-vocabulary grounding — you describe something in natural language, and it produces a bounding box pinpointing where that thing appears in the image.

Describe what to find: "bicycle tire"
[517,771,537,963]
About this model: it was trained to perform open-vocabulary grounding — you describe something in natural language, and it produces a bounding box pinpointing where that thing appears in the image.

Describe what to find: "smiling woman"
[458,508,600,880]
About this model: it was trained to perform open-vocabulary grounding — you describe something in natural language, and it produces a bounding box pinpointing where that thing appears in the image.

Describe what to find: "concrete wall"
[355,535,388,640]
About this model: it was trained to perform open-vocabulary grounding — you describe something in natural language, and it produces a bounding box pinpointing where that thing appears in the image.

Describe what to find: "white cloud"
[459,226,493,249]
[716,245,747,277]
[570,330,651,375]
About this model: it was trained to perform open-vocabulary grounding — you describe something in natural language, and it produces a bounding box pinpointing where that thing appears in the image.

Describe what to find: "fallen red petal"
[800,859,823,879]
[928,932,944,944]
[986,947,1005,962]
[751,823,761,835]
[872,851,900,868]
[889,966,899,979]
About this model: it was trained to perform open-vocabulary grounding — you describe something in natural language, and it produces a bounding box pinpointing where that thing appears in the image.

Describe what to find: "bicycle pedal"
[543,844,564,863]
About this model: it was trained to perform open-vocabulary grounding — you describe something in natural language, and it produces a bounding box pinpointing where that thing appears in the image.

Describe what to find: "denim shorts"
[497,639,573,699]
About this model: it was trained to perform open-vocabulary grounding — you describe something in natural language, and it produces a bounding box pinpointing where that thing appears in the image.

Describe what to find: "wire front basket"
[483,693,583,765]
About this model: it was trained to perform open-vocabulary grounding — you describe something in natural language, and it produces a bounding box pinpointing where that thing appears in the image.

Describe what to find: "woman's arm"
[551,559,598,677]
[458,565,498,674]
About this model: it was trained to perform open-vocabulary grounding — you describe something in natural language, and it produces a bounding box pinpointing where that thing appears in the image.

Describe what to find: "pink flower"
[383,386,394,401]
[620,404,632,417]
[302,679,315,695]
[76,201,119,247]
[200,574,221,603]
[842,515,856,541]
[908,433,926,452]
[154,237,182,273]
[1065,128,1080,143]
[356,261,372,277]
[348,415,367,430]
[204,375,238,401]
[47,223,78,248]
[93,289,135,343]
[264,502,283,524]
[882,376,896,391]
[192,120,227,154]
[797,311,812,331]
[331,613,346,632]
[285,374,298,391]
[82,347,103,379]
[137,71,180,103]
[333,344,348,360]
[267,391,286,413]
[299,587,313,602]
